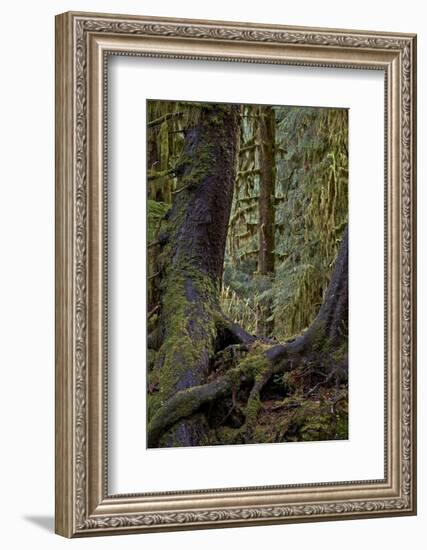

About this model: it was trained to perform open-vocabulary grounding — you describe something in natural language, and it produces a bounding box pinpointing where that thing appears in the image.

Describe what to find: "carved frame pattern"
[55,11,416,537]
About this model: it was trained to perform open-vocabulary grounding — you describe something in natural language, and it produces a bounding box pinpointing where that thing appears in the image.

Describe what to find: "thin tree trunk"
[257,105,276,337]
[147,118,159,200]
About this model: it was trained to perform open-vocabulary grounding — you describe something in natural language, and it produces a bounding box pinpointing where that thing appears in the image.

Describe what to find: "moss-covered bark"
[257,105,276,338]
[258,106,276,277]
[149,104,240,447]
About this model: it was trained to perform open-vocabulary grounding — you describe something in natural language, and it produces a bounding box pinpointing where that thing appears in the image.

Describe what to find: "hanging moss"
[272,107,348,339]
[223,105,348,341]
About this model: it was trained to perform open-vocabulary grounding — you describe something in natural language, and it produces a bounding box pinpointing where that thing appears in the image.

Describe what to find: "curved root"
[148,334,347,447]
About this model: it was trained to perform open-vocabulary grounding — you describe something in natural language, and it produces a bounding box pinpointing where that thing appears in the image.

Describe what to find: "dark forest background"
[146,100,348,448]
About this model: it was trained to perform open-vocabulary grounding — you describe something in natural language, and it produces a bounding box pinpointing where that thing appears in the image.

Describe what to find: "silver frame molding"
[55,11,417,538]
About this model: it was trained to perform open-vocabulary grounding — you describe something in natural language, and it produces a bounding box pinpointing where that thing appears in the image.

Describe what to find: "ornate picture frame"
[55,11,417,537]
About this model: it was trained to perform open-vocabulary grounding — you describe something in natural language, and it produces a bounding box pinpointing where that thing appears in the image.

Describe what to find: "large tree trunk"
[149,103,241,447]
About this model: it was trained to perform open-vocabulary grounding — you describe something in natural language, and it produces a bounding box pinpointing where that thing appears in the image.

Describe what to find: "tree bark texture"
[258,105,276,277]
[257,106,276,338]
[148,103,241,447]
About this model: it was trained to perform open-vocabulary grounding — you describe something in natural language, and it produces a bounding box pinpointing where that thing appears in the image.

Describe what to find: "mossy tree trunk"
[149,103,242,447]
[265,225,348,362]
[257,105,276,337]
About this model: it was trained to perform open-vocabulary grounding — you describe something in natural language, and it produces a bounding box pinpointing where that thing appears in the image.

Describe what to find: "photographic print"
[147,100,348,448]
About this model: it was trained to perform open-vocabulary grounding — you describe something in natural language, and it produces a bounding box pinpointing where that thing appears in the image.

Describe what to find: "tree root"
[149,340,296,447]
[148,227,348,447]
[148,332,347,447]
[305,362,347,398]
[243,366,272,442]
[148,371,233,447]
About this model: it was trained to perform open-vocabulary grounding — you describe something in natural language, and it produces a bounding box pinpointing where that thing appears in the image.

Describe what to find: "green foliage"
[223,105,348,340]
[220,283,257,335]
[147,199,170,242]
[272,107,348,337]
[227,105,261,263]
[221,255,272,336]
[147,100,205,204]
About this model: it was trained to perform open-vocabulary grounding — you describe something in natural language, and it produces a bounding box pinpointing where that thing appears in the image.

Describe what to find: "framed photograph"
[55,11,417,537]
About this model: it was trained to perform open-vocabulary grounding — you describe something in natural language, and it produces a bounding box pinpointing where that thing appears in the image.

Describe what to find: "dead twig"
[172,183,192,195]
[148,305,160,320]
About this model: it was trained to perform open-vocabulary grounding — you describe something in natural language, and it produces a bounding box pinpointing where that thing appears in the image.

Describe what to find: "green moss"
[147,349,158,371]
[216,426,243,445]
[237,343,270,378]
[335,412,349,439]
[235,387,350,445]
[147,200,170,242]
[245,393,262,426]
[173,105,236,193]
[178,146,215,189]
[310,320,327,352]
[151,151,224,410]
[280,371,296,393]
[299,412,333,441]
[227,366,243,390]
[230,345,271,431]
[284,394,348,442]
[147,393,161,422]
[252,424,272,443]
[331,342,347,363]
[154,257,220,408]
